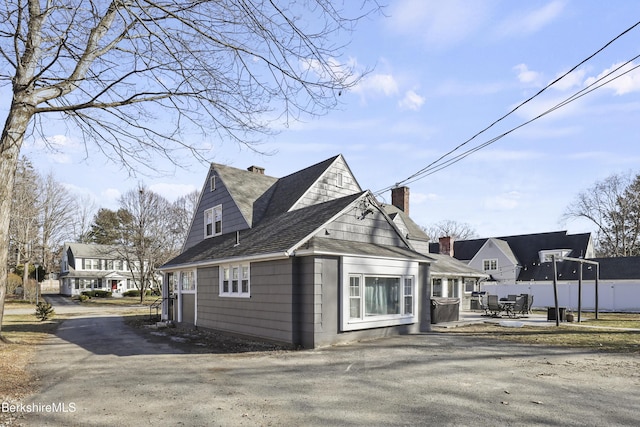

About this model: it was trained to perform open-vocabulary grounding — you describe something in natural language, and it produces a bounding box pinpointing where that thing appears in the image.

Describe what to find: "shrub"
[81,290,113,298]
[93,290,112,298]
[78,294,89,302]
[35,302,55,321]
[122,289,153,297]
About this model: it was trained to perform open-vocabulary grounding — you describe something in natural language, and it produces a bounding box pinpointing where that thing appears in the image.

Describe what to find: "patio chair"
[509,296,526,318]
[478,294,489,315]
[487,294,502,317]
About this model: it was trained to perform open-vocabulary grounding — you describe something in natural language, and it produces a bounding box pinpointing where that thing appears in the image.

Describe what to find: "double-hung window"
[204,205,222,238]
[220,263,250,297]
[483,259,498,271]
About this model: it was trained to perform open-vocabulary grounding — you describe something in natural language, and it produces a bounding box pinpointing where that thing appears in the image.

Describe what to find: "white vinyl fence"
[481,281,640,313]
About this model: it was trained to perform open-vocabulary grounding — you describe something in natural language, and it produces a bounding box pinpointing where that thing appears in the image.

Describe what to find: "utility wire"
[393,55,640,189]
[375,19,640,196]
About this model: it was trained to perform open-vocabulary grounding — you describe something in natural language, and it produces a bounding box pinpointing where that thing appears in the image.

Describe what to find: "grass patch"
[0,313,65,400]
[441,313,640,354]
[78,296,156,307]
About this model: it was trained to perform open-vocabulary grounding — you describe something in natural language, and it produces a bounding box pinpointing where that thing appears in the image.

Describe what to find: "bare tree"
[422,219,479,243]
[563,172,639,257]
[72,195,98,244]
[0,1,377,336]
[40,172,76,275]
[9,158,40,289]
[117,185,176,303]
[170,190,200,250]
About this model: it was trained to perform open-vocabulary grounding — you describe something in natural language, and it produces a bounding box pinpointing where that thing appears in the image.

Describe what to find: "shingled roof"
[164,192,367,267]
[212,163,278,227]
[453,231,592,263]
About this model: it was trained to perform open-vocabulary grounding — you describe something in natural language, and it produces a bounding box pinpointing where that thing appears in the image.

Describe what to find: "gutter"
[159,251,290,272]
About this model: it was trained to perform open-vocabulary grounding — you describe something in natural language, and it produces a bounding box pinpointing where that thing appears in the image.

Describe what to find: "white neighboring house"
[59,243,148,296]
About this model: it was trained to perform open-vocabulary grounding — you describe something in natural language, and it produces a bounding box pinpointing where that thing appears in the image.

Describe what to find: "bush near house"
[81,290,113,298]
[122,290,153,297]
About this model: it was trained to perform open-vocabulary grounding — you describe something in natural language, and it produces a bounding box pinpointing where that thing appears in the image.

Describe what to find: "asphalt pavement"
[13,296,640,426]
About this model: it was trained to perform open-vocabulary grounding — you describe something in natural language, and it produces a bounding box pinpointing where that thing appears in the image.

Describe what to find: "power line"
[375,19,640,196]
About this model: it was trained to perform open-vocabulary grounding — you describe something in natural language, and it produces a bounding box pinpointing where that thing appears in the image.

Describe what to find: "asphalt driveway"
[18,301,640,426]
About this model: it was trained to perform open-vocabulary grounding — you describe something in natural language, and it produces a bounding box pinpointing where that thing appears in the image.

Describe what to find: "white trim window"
[204,205,222,238]
[210,175,216,191]
[483,259,498,271]
[342,257,418,331]
[220,264,250,297]
[347,274,415,319]
[181,270,196,292]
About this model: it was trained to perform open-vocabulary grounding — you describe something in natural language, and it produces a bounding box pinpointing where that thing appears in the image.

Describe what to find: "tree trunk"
[0,100,35,337]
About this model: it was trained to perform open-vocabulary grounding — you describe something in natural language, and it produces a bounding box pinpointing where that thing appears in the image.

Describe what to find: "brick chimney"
[247,165,265,175]
[439,236,454,257]
[391,186,410,216]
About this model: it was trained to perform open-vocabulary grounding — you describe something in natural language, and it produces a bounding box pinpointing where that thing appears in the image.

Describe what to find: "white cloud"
[585,61,640,95]
[496,1,565,37]
[513,64,542,85]
[550,69,586,91]
[398,90,425,111]
[149,183,198,201]
[352,73,399,99]
[388,0,491,49]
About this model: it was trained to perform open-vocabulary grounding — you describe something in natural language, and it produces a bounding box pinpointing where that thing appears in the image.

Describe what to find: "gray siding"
[470,241,517,282]
[294,256,340,348]
[321,209,406,247]
[196,260,295,344]
[183,169,250,251]
[293,156,361,210]
[181,294,195,324]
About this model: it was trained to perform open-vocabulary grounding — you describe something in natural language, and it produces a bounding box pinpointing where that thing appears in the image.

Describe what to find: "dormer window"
[539,250,571,263]
[204,205,222,238]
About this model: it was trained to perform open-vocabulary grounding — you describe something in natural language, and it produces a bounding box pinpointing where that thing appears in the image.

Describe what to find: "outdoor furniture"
[519,294,534,315]
[508,296,526,318]
[487,294,503,317]
[499,299,516,317]
[478,294,489,316]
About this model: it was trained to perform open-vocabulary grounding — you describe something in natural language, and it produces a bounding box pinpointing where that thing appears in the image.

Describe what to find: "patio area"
[432,309,553,329]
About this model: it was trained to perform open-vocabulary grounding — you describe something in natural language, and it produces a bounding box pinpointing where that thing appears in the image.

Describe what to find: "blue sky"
[11,0,640,238]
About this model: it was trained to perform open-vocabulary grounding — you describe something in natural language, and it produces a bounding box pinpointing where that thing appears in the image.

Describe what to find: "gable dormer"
[290,154,362,211]
[182,164,277,251]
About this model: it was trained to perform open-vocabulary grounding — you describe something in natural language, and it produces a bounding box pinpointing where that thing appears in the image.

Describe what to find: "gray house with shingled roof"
[160,154,434,348]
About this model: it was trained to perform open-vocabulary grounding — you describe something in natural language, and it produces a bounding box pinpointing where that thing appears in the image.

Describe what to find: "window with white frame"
[337,172,344,187]
[204,205,222,238]
[432,278,442,297]
[464,279,476,293]
[483,259,498,271]
[348,274,414,319]
[342,257,417,331]
[181,270,196,291]
[210,175,216,191]
[220,264,250,297]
